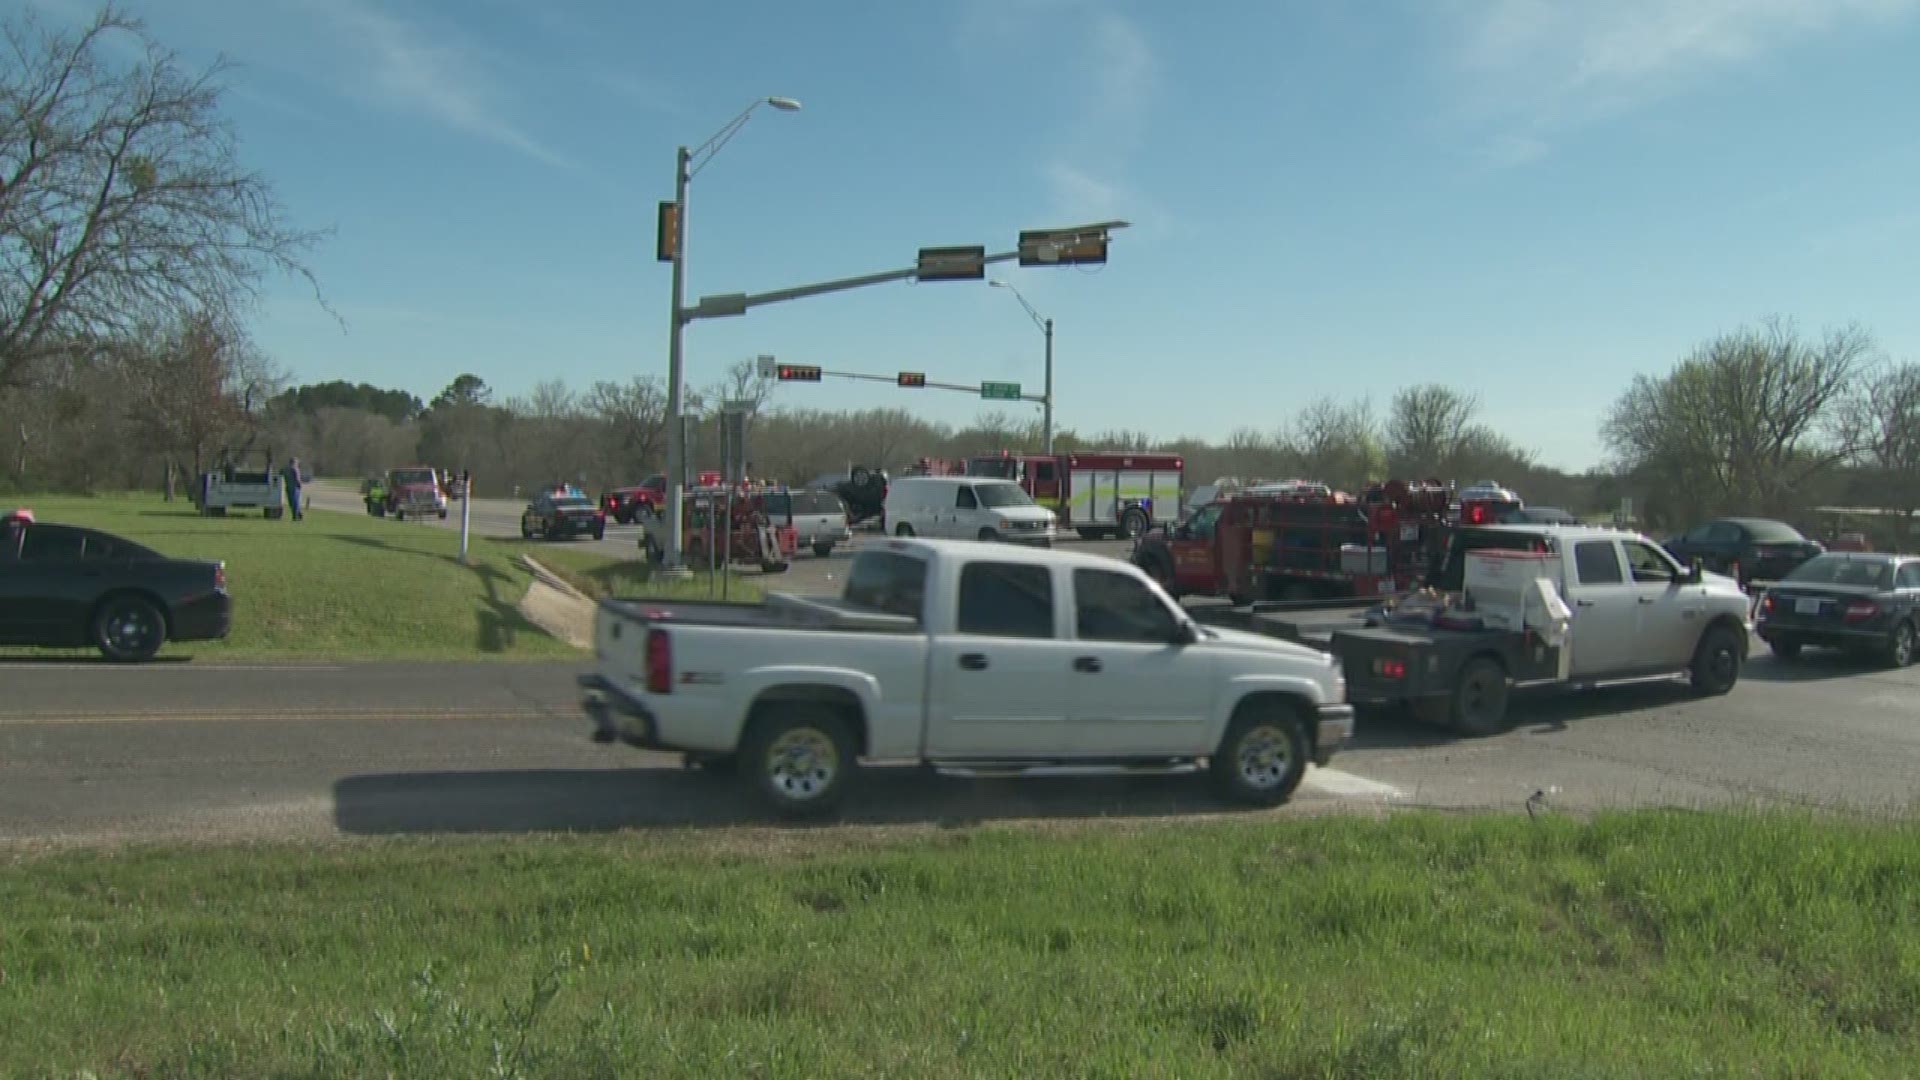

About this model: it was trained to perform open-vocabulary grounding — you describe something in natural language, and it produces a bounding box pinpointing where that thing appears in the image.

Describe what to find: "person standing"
[282,457,306,521]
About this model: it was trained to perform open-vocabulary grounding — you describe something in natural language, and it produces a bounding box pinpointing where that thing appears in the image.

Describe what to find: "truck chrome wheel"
[1234,724,1292,790]
[766,727,839,800]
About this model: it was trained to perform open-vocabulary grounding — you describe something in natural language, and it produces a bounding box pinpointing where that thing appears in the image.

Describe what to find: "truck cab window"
[1620,541,1674,583]
[1073,569,1178,643]
[1573,541,1624,585]
[955,486,978,510]
[1186,504,1221,540]
[957,562,1054,638]
[842,552,927,619]
[1034,461,1056,483]
[1898,562,1920,591]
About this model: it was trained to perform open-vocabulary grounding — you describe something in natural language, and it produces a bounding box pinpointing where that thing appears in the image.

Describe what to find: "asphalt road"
[301,479,1141,598]
[4,649,1916,844]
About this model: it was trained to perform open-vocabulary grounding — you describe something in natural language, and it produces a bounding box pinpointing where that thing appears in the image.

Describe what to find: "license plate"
[1795,598,1824,615]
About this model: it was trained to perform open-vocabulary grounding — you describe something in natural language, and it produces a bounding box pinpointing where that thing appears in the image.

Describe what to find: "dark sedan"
[520,493,607,540]
[0,515,231,662]
[1664,517,1823,585]
[1756,553,1920,666]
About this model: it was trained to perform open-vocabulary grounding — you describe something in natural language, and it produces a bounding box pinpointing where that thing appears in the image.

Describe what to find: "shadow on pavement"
[1740,649,1900,684]
[1349,677,1703,748]
[332,764,1241,834]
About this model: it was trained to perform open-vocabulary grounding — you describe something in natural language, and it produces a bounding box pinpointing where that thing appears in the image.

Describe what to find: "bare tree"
[123,310,275,495]
[1,5,327,388]
[1387,384,1481,475]
[585,376,666,475]
[1279,396,1384,491]
[1603,319,1870,518]
[1843,361,1920,513]
[705,357,776,419]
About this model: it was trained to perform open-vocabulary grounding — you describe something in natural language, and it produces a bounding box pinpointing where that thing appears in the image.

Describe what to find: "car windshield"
[391,469,435,486]
[1742,520,1806,544]
[975,482,1033,509]
[1783,555,1892,590]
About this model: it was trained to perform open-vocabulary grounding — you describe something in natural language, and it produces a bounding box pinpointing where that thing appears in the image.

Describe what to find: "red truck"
[640,484,796,572]
[1132,479,1457,605]
[961,450,1185,539]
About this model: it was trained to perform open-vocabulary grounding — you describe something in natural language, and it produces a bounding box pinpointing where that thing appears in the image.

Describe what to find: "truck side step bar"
[933,760,1202,780]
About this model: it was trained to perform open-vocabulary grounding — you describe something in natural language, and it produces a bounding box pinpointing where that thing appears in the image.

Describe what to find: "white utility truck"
[580,538,1354,817]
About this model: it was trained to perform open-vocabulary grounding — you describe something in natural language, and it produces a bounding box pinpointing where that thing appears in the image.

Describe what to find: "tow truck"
[961,450,1184,540]
[1190,522,1754,736]
[1133,478,1457,605]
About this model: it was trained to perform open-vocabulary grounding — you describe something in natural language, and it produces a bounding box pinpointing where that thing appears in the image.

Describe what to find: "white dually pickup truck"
[580,538,1355,817]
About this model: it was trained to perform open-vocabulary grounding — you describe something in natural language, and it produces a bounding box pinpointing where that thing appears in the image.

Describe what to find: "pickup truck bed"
[602,593,918,634]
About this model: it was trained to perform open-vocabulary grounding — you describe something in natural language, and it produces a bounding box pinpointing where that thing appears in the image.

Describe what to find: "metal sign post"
[458,469,472,564]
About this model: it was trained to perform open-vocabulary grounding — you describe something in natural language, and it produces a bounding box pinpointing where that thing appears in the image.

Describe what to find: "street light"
[988,279,1054,453]
[661,96,802,573]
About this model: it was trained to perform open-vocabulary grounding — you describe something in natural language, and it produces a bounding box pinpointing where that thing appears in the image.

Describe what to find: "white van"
[883,476,1057,545]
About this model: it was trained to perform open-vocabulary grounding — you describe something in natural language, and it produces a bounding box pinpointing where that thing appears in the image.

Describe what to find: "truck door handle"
[958,653,989,671]
[1073,656,1102,673]
[1575,599,1595,607]
[1638,596,1655,605]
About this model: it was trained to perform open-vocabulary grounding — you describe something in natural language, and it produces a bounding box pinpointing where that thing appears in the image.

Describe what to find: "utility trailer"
[196,451,284,519]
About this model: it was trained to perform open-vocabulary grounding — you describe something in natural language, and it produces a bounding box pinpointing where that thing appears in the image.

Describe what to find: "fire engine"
[1132,479,1458,605]
[957,450,1185,539]
[640,480,796,573]
[1456,480,1524,526]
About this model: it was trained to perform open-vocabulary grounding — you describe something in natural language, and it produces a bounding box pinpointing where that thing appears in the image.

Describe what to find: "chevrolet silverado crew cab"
[580,538,1354,817]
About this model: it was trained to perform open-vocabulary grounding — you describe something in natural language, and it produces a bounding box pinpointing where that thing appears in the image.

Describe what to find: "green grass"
[524,543,762,603]
[4,810,1919,1078]
[0,493,745,661]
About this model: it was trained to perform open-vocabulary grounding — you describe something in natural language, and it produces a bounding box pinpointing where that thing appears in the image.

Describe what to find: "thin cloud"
[1438,0,1920,163]
[299,0,580,170]
[958,1,1160,224]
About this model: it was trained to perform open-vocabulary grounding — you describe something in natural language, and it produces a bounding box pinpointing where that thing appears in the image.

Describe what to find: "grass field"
[523,543,762,603]
[1,493,748,660]
[4,810,1918,1078]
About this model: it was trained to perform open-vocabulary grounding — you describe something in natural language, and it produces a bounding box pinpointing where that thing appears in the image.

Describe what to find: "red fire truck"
[961,450,1185,539]
[640,482,796,572]
[1132,479,1457,604]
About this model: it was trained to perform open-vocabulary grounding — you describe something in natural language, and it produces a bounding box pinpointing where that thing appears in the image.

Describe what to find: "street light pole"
[1042,316,1054,454]
[663,145,692,573]
[989,280,1054,454]
[659,97,801,574]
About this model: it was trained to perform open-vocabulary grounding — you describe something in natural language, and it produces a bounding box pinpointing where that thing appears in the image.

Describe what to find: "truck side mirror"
[1685,558,1704,584]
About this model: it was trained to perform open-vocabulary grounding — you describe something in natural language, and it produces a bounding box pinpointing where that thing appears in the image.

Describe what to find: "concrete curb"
[518,554,595,604]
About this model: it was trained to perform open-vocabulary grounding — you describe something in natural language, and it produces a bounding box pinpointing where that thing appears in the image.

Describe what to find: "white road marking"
[1302,766,1405,799]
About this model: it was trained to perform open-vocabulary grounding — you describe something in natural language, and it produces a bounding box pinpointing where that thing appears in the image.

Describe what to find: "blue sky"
[16,0,1920,470]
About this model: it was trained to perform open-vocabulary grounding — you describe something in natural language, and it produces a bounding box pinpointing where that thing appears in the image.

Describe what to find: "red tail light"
[1373,657,1407,679]
[1843,600,1879,623]
[645,628,673,693]
[1465,504,1488,524]
[1761,594,1774,613]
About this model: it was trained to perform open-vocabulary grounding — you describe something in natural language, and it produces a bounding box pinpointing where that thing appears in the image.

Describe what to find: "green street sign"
[981,381,1022,401]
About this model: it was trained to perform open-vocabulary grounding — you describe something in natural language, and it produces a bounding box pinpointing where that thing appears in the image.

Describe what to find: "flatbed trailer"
[1192,597,1565,735]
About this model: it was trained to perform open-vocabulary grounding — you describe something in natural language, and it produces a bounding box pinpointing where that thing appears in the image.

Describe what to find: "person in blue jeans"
[282,457,305,521]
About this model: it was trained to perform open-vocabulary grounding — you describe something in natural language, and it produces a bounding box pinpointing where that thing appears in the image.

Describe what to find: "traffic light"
[897,371,926,387]
[776,363,821,382]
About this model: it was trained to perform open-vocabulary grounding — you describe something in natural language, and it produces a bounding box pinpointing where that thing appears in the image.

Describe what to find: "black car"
[1756,553,1920,666]
[0,516,232,662]
[1663,517,1823,584]
[520,493,606,540]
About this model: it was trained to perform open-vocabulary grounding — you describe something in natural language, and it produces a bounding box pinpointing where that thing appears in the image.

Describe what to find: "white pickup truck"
[580,538,1355,817]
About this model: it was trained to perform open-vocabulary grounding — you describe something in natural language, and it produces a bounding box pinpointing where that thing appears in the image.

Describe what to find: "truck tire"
[1767,637,1801,661]
[812,542,834,558]
[741,705,857,818]
[93,593,167,663]
[894,523,915,537]
[1689,623,1743,696]
[1120,508,1150,539]
[1209,703,1310,806]
[1447,656,1512,737]
[851,466,872,487]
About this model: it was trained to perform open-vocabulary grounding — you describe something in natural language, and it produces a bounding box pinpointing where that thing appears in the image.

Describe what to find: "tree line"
[4,6,1917,541]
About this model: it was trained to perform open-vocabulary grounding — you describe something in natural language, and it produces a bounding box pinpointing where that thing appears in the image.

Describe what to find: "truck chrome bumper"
[1314,703,1355,766]
[578,673,657,748]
